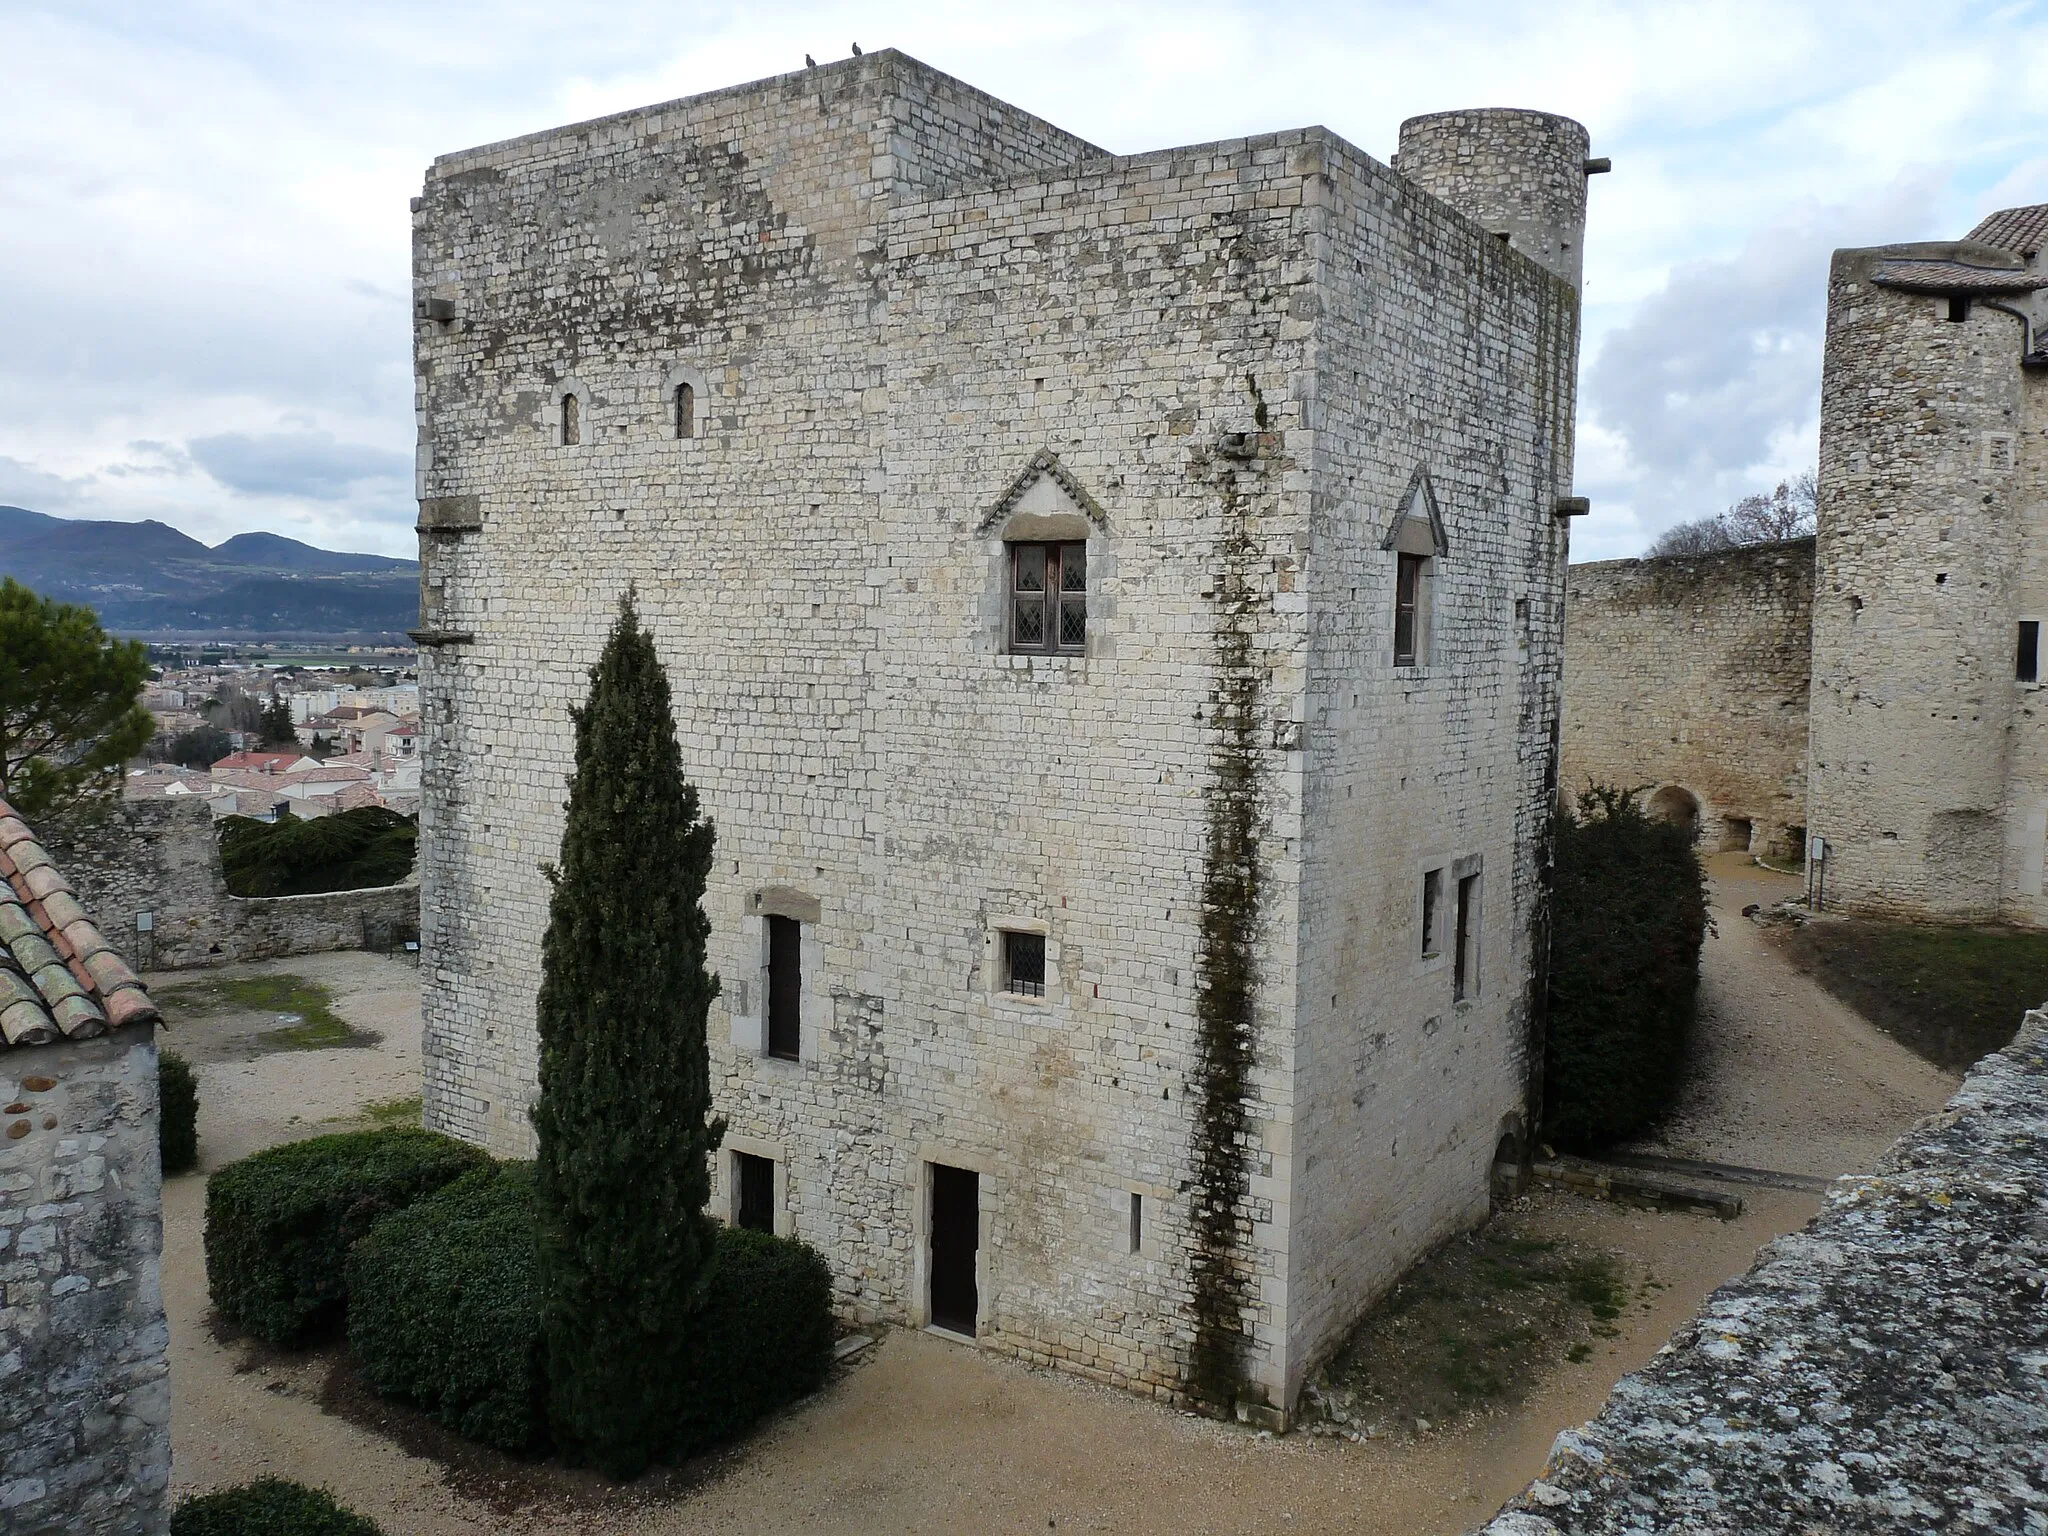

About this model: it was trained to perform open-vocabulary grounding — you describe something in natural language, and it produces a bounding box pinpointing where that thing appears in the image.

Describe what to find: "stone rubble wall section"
[0,1029,170,1536]
[42,799,418,971]
[1560,540,1814,859]
[1809,242,2048,920]
[1482,1008,2048,1535]
[412,50,1576,1411]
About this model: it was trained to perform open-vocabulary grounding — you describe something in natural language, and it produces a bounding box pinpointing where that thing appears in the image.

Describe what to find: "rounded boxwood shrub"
[671,1224,835,1458]
[343,1162,832,1465]
[1544,786,1709,1149]
[205,1127,489,1347]
[346,1161,546,1453]
[171,1478,383,1535]
[160,1049,198,1175]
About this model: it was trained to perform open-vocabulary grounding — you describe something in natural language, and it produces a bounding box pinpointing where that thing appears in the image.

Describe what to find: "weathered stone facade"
[1484,1004,2048,1534]
[43,799,418,972]
[1810,208,2048,920]
[0,1030,170,1535]
[413,52,1593,1414]
[1561,540,1812,859]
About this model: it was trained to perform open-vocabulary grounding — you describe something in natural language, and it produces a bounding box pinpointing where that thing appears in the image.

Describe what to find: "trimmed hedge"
[343,1165,832,1464]
[346,1162,547,1453]
[171,1478,383,1535]
[160,1049,198,1175]
[1544,786,1709,1149]
[671,1224,836,1457]
[205,1128,489,1347]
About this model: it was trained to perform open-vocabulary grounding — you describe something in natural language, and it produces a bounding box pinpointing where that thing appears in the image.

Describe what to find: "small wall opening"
[1947,296,1971,323]
[560,392,580,446]
[928,1163,979,1337]
[1647,785,1701,838]
[1721,816,1754,853]
[674,382,695,439]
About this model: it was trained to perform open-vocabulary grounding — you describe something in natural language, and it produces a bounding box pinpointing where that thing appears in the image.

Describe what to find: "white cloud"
[1,0,2045,561]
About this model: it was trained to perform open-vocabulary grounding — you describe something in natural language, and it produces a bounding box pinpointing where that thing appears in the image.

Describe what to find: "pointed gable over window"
[1379,465,1449,558]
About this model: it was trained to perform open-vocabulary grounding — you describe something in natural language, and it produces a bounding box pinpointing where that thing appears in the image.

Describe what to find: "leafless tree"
[1647,472,1816,558]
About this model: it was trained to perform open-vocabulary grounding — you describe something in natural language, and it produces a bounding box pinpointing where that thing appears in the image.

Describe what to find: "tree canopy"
[0,577,153,821]
[1647,472,1816,558]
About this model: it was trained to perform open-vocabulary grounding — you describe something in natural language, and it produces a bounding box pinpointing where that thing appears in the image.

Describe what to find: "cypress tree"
[532,594,723,1477]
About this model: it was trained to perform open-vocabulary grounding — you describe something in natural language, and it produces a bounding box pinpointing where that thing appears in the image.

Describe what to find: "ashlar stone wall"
[0,1029,170,1535]
[412,50,1586,1416]
[1561,540,1814,859]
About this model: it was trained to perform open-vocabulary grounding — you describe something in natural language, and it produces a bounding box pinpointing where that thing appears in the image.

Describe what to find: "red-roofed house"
[211,751,317,777]
[0,798,170,1532]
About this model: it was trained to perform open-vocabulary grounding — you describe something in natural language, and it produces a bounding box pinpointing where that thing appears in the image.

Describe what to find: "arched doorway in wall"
[1646,784,1701,839]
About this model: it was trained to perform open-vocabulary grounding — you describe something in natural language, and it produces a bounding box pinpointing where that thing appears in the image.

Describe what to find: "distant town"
[129,645,421,822]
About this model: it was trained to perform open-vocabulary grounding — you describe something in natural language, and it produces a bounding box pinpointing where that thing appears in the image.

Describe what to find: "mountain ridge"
[0,505,418,640]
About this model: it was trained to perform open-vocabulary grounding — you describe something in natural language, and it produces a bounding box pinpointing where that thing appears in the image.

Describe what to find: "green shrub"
[346,1162,546,1453]
[159,1049,198,1175]
[205,1127,489,1347]
[343,1160,832,1465]
[671,1225,835,1458]
[171,1478,383,1535]
[1544,786,1709,1149]
[218,806,417,898]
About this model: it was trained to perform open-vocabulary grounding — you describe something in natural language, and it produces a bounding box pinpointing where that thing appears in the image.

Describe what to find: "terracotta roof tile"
[0,796,160,1048]
[1872,258,2048,295]
[1967,203,2048,258]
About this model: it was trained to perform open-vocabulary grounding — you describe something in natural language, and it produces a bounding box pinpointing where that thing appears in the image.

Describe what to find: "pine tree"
[531,594,724,1477]
[259,696,297,748]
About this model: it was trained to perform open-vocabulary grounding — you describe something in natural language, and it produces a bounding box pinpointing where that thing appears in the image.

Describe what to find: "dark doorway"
[735,1151,774,1233]
[928,1163,979,1337]
[766,915,801,1060]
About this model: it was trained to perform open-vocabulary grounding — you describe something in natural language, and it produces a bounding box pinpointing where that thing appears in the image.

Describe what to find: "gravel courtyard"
[156,860,1957,1533]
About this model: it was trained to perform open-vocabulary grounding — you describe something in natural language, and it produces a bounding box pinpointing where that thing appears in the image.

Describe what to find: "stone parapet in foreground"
[1484,1009,2048,1534]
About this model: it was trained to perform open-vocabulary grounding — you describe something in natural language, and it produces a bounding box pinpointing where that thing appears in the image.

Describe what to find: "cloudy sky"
[4,1,2046,561]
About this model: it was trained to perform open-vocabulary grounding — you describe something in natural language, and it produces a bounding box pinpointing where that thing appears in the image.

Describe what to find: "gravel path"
[159,876,1954,1533]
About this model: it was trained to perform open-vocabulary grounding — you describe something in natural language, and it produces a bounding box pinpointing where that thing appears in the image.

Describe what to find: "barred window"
[1003,930,1046,997]
[1009,541,1086,654]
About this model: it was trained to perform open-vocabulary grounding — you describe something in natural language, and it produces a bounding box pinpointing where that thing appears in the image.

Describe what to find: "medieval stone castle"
[1564,202,2048,925]
[410,51,1600,1418]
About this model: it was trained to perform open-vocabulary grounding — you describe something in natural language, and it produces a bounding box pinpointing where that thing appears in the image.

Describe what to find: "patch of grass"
[359,1095,422,1129]
[1306,1220,1635,1435]
[1775,918,2048,1071]
[154,974,374,1052]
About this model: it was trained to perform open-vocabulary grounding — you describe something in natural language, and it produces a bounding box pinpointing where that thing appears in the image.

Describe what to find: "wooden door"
[928,1164,979,1336]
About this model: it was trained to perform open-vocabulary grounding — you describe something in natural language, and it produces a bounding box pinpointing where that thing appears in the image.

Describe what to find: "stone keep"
[1811,205,2048,921]
[412,51,1593,1416]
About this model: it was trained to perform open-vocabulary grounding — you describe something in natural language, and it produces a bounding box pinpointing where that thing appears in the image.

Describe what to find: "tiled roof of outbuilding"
[0,798,160,1048]
[1871,259,2048,295]
[1967,203,2048,258]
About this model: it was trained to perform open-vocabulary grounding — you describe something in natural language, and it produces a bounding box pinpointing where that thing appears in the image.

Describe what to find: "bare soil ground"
[158,873,1955,1533]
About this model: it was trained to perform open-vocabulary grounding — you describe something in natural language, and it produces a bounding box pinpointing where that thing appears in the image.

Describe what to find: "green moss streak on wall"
[1187,458,1265,1410]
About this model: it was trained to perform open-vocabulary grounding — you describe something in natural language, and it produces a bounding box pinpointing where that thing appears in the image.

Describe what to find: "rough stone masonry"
[412,51,1599,1417]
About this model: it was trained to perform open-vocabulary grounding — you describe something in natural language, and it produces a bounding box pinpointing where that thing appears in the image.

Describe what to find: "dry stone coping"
[1483,1008,2048,1533]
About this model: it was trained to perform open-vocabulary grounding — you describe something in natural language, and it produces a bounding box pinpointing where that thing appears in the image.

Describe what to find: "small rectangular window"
[1003,930,1046,997]
[766,915,801,1060]
[1009,542,1086,654]
[735,1151,774,1233]
[2020,621,2039,683]
[1454,872,1480,1001]
[1395,553,1425,666]
[1420,868,1443,958]
[1129,1191,1144,1254]
[1947,296,1971,323]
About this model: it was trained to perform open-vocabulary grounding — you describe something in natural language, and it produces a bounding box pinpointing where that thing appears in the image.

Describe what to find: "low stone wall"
[1483,1008,2048,1534]
[41,798,418,971]
[0,1027,171,1535]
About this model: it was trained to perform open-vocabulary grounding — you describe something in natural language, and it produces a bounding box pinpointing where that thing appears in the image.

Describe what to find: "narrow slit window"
[1008,541,1086,654]
[1003,930,1046,997]
[1129,1191,1144,1254]
[766,915,801,1060]
[1395,553,1425,666]
[560,392,580,446]
[674,382,695,439]
[2020,621,2040,683]
[1420,868,1443,958]
[734,1151,774,1233]
[1453,872,1480,1001]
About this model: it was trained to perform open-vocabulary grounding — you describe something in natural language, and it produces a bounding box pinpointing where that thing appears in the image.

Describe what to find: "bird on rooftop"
[852,42,862,55]
[806,53,816,67]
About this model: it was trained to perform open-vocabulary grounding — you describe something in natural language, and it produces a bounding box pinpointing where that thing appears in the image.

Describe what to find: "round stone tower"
[1394,110,1595,289]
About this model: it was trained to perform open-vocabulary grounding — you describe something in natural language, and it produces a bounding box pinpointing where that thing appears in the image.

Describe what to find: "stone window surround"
[1413,850,1483,983]
[730,886,824,1066]
[717,1132,792,1237]
[983,914,1062,1007]
[552,377,594,448]
[661,363,709,443]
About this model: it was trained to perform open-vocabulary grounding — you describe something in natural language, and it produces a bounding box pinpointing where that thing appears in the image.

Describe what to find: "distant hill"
[0,505,418,640]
